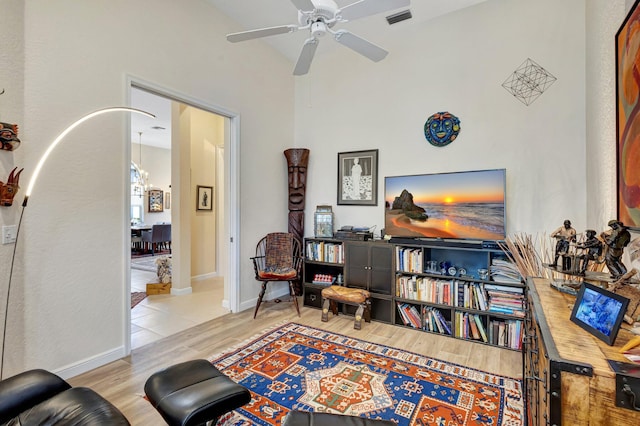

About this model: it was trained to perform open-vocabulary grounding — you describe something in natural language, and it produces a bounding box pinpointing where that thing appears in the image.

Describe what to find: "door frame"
[124,76,241,353]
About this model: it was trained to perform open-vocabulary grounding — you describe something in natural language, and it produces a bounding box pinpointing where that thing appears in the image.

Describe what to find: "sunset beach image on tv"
[384,169,506,240]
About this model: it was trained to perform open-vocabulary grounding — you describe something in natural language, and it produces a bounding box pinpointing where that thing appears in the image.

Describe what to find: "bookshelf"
[303,237,524,351]
[393,240,524,351]
[302,238,345,309]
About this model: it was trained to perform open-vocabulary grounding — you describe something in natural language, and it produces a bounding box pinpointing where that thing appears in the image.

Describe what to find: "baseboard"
[240,284,291,313]
[192,272,218,281]
[55,346,126,380]
[171,286,192,295]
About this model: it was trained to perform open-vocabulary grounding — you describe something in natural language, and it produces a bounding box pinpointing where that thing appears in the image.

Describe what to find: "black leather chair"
[0,369,129,425]
[0,361,251,426]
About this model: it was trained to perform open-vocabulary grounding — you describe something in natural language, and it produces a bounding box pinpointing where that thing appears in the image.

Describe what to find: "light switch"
[2,225,17,244]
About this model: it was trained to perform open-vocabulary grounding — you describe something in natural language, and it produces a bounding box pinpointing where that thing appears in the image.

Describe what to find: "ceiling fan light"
[311,21,327,37]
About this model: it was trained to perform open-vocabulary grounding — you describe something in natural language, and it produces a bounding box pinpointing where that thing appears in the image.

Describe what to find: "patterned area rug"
[131,292,147,309]
[212,322,523,425]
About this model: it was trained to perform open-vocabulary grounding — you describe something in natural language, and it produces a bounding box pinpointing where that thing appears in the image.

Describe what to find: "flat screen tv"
[384,169,506,241]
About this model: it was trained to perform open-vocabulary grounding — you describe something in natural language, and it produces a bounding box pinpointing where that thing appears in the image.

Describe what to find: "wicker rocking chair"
[251,232,302,318]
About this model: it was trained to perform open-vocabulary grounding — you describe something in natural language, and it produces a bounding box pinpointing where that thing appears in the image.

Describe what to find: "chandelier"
[132,131,151,197]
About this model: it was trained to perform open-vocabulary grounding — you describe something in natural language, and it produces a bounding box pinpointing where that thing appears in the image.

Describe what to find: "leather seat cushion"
[6,387,129,426]
[258,266,297,280]
[322,285,370,303]
[145,359,250,426]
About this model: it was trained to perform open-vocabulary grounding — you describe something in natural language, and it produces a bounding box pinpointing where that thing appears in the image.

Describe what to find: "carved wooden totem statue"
[284,148,309,295]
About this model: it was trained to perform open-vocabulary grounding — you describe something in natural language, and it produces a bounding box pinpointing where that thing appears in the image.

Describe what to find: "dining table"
[131,225,152,253]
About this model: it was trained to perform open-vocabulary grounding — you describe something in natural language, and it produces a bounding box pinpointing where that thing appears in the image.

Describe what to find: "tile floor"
[130,268,230,349]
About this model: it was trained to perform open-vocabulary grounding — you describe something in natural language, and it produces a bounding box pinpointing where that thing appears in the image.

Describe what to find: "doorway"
[126,80,240,350]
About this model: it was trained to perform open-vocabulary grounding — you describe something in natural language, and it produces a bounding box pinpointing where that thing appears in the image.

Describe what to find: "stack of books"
[490,258,522,284]
[485,284,525,317]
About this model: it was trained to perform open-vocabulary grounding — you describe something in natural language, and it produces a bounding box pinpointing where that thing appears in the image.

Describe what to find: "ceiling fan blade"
[334,30,388,62]
[227,25,298,43]
[290,0,315,11]
[339,0,410,21]
[293,38,319,76]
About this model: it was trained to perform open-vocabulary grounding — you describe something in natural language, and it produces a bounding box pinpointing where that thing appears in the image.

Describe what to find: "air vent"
[386,10,412,25]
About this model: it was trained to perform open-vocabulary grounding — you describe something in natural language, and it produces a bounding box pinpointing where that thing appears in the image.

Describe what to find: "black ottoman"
[283,411,395,426]
[144,359,251,426]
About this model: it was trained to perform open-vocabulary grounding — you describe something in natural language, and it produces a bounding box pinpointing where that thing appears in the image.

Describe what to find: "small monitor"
[570,283,629,346]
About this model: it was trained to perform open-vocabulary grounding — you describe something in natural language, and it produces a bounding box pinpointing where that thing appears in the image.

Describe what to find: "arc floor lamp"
[1,106,155,379]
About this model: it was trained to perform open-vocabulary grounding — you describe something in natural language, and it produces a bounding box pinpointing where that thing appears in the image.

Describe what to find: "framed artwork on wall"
[148,189,163,213]
[616,0,640,229]
[337,149,378,206]
[197,185,213,211]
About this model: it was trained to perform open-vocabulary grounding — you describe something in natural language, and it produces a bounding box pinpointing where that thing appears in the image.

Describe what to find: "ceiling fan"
[226,0,411,75]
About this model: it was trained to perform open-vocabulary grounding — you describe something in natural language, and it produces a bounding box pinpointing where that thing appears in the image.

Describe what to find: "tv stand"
[390,237,494,250]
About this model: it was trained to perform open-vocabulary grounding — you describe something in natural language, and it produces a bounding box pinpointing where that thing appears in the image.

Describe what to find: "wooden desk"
[525,277,640,425]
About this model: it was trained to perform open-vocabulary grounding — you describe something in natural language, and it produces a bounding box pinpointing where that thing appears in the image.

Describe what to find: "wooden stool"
[321,285,371,330]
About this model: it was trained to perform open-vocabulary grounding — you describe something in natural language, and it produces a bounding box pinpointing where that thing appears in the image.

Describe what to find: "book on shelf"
[305,240,344,263]
[397,303,421,328]
[487,318,522,349]
[484,283,524,293]
[473,314,488,342]
[395,246,423,273]
[469,314,481,340]
[423,307,451,335]
[490,258,522,284]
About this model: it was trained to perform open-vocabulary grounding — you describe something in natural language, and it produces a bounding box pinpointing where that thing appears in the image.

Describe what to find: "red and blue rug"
[212,322,523,425]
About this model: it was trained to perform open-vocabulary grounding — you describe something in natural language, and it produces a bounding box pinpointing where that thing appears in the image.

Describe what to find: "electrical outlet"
[2,225,17,245]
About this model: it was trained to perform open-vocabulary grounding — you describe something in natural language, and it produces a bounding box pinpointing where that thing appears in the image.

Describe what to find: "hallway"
[130,269,229,349]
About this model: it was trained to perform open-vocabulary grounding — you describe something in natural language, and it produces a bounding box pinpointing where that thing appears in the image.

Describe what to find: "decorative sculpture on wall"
[0,122,20,151]
[423,111,460,147]
[284,148,309,295]
[0,167,23,206]
[502,58,557,106]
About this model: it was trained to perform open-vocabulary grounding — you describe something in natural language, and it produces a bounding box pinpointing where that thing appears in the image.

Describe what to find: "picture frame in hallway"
[337,149,378,206]
[616,0,640,230]
[148,189,164,213]
[197,185,213,211]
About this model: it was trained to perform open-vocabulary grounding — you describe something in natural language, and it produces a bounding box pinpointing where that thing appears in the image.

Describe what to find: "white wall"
[297,0,588,238]
[1,0,294,377]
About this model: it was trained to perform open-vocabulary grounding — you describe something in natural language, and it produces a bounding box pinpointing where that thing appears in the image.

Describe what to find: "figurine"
[575,229,603,275]
[549,220,576,268]
[601,220,632,279]
[0,122,21,151]
[0,167,23,206]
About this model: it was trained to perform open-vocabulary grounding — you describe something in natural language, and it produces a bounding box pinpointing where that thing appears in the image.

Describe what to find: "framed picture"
[337,149,378,206]
[197,185,213,211]
[164,192,171,210]
[616,0,640,229]
[570,282,629,346]
[148,189,163,213]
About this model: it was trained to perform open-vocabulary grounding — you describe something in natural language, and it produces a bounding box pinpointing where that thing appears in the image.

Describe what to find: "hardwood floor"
[69,302,523,425]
